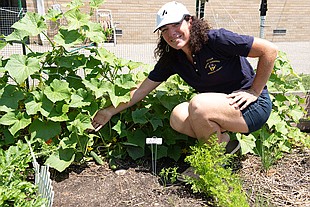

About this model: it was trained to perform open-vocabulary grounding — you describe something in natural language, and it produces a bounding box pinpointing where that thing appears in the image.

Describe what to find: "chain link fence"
[1,3,310,74]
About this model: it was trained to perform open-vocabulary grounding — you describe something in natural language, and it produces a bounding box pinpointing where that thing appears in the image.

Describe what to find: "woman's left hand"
[227,89,259,110]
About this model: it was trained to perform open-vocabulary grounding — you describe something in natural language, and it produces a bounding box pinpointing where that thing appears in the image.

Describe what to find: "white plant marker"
[27,140,54,207]
[146,136,163,175]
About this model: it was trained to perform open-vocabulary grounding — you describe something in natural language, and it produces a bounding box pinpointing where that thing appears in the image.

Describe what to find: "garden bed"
[51,147,310,207]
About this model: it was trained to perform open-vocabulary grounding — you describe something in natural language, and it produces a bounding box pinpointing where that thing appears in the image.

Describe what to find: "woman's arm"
[91,78,161,131]
[227,37,278,110]
[247,37,278,96]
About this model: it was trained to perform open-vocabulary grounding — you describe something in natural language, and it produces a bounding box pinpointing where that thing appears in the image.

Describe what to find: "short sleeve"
[207,28,254,57]
[148,56,176,82]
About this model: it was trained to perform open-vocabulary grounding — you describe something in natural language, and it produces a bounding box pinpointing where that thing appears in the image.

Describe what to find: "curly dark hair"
[154,16,212,59]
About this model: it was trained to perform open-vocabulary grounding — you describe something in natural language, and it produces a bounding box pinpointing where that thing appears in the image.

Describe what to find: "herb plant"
[184,134,249,207]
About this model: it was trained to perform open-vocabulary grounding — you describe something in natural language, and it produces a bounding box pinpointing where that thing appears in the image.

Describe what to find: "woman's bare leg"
[170,93,249,143]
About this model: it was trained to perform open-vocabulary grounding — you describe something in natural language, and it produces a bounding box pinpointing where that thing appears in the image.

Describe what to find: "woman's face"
[160,18,192,50]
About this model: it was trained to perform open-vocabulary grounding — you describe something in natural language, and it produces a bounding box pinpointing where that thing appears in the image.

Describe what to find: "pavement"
[274,41,310,74]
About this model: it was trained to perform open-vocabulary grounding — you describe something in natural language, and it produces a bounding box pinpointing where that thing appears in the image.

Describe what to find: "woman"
[92,1,278,155]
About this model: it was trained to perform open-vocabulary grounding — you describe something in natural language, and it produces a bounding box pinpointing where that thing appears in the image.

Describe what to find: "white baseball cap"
[154,1,190,33]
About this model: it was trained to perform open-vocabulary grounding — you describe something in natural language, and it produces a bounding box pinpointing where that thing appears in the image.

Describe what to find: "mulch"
[51,147,310,207]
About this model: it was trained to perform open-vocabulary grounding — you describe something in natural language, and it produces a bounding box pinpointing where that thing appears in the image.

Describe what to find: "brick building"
[1,0,310,43]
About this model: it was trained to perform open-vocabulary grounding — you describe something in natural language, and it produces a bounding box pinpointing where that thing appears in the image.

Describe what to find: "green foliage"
[0,141,46,207]
[238,51,310,170]
[184,135,249,207]
[0,0,309,176]
[0,0,194,172]
[159,167,178,187]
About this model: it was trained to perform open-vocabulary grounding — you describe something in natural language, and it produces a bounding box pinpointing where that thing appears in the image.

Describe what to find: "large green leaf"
[44,79,71,103]
[95,47,117,66]
[83,22,106,43]
[25,99,42,115]
[112,120,127,138]
[237,133,256,154]
[5,54,40,85]
[149,117,163,131]
[5,29,29,42]
[29,119,61,141]
[132,108,149,124]
[64,8,90,30]
[126,60,145,71]
[126,146,144,160]
[115,74,136,89]
[266,111,282,128]
[0,112,31,135]
[274,120,288,134]
[45,7,63,22]
[12,12,47,36]
[156,91,180,111]
[82,78,112,99]
[108,85,131,107]
[67,113,92,134]
[126,129,146,149]
[156,145,168,160]
[288,106,304,122]
[0,85,24,110]
[69,88,92,108]
[167,145,182,161]
[25,91,43,115]
[47,101,70,122]
[45,148,75,172]
[53,29,84,48]
[66,0,84,10]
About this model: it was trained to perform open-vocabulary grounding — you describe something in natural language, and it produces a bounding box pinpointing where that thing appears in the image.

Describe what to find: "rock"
[114,169,127,176]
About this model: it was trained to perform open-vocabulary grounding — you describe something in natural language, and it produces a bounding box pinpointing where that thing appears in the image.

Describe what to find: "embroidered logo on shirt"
[205,58,222,74]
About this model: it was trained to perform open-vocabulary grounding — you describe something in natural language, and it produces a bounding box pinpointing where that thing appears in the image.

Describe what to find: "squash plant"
[0,0,194,172]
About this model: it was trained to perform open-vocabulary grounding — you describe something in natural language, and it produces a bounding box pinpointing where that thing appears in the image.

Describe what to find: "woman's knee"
[189,93,218,117]
[170,102,189,131]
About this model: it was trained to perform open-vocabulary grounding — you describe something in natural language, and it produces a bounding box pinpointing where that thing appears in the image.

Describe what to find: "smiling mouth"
[171,35,181,42]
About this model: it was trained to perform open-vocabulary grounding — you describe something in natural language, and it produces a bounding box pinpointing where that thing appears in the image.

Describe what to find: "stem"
[42,31,55,48]
[23,43,34,53]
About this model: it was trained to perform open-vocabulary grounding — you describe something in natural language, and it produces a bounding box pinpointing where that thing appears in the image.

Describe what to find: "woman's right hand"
[91,107,114,132]
[90,78,161,132]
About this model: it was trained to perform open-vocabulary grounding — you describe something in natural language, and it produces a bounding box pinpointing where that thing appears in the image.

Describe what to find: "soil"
[51,147,310,207]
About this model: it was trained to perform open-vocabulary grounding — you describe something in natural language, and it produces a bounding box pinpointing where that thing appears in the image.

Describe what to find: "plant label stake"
[146,136,163,175]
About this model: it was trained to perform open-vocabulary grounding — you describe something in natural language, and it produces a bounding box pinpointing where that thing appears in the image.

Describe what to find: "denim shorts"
[241,92,272,133]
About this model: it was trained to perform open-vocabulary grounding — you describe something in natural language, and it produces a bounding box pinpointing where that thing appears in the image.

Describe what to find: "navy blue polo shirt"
[148,28,261,94]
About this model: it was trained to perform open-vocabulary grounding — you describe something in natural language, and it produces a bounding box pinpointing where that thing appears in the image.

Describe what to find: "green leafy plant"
[1,0,308,174]
[0,0,195,172]
[184,134,249,207]
[159,167,178,186]
[0,140,46,207]
[237,51,310,170]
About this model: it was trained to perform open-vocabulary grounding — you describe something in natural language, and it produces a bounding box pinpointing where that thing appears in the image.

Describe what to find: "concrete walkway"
[275,42,310,74]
